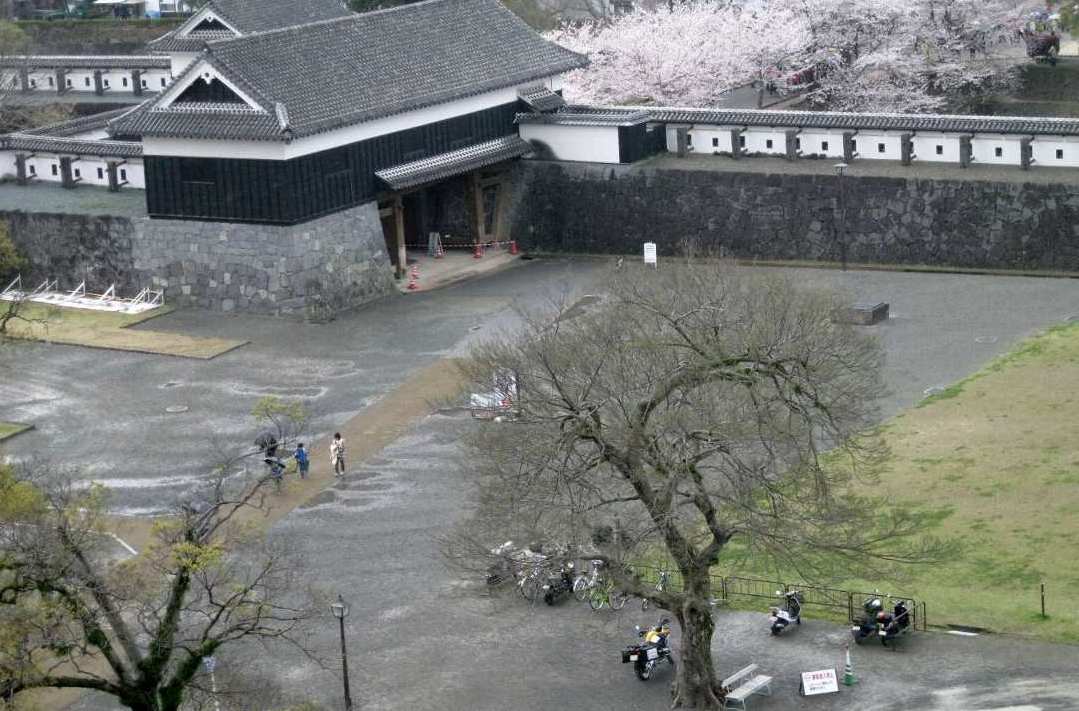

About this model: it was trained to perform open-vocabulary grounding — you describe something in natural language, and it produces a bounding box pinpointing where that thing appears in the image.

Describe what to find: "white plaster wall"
[122,161,145,188]
[798,131,846,158]
[743,127,787,155]
[972,135,1022,165]
[519,123,621,163]
[26,70,52,91]
[854,131,903,161]
[66,70,95,92]
[1031,137,1079,168]
[911,133,961,163]
[692,126,735,154]
[141,70,172,92]
[145,76,564,160]
[0,151,15,180]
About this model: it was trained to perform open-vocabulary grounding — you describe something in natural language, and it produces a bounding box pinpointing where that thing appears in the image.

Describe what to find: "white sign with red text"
[799,668,839,696]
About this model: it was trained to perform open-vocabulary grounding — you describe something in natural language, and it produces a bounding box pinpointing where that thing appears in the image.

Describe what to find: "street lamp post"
[330,595,354,711]
[833,162,849,271]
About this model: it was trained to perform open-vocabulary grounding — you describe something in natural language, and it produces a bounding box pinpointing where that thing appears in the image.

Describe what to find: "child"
[330,432,346,477]
[294,442,309,480]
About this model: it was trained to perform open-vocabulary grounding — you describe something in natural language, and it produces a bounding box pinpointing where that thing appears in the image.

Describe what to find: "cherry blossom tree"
[549,0,1041,113]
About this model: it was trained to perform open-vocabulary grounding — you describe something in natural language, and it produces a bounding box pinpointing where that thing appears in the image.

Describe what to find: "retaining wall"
[510,160,1079,271]
[2,201,397,317]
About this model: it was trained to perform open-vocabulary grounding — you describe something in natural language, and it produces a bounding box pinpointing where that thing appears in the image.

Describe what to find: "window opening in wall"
[103,79,110,88]
[936,145,943,155]
[711,137,719,147]
[877,143,885,153]
[795,137,801,150]
[851,140,857,152]
[66,78,72,87]
[821,140,829,151]
[994,146,1003,157]
[51,164,57,176]
[28,165,35,175]
[766,139,773,149]
[29,79,36,88]
[120,168,127,181]
[97,167,104,179]
[1057,148,1064,160]
[686,133,693,146]
[738,135,745,148]
[47,76,53,86]
[74,168,80,178]
[161,77,167,87]
[84,77,90,87]
[141,79,147,87]
[122,77,128,87]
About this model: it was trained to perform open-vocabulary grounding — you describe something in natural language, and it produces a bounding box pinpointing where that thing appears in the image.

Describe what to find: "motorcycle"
[621,618,675,681]
[768,589,803,635]
[541,559,576,605]
[877,599,911,648]
[851,596,884,644]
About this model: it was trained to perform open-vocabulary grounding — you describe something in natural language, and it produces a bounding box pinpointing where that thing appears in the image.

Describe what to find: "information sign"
[643,242,658,267]
[799,668,839,696]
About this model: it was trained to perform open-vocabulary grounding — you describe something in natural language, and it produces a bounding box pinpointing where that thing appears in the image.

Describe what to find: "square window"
[74,168,80,178]
[821,140,829,151]
[141,79,147,87]
[712,137,719,148]
[97,167,104,179]
[936,145,943,155]
[122,77,128,87]
[66,78,72,87]
[29,79,36,88]
[51,164,58,176]
[994,147,1003,157]
[120,168,127,181]
[878,143,886,153]
[1057,148,1064,160]
[103,79,109,88]
[766,139,773,149]
[28,165,36,175]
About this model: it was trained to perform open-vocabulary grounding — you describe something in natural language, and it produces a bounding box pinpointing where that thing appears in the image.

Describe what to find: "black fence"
[629,565,927,632]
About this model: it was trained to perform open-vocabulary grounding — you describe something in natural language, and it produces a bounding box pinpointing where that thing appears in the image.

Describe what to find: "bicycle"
[516,560,549,604]
[641,570,671,612]
[573,559,603,602]
[589,579,629,611]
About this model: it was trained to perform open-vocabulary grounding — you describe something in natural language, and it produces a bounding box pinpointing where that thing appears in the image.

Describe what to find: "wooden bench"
[721,664,773,710]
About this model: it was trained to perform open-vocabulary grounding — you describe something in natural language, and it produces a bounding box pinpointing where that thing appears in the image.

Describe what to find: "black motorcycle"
[877,599,911,648]
[542,559,576,605]
[851,596,884,644]
[621,618,674,681]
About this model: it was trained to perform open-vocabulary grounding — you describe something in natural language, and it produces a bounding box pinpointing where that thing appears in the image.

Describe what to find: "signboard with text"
[643,242,657,266]
[799,668,839,696]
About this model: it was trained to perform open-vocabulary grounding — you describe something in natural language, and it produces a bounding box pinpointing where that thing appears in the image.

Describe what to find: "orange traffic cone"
[509,240,519,255]
[407,265,419,291]
[473,243,484,259]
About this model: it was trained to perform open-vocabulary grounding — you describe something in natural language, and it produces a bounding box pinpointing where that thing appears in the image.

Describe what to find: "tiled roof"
[0,55,170,70]
[516,107,649,127]
[632,106,1079,137]
[21,107,133,137]
[3,134,142,158]
[148,0,350,51]
[376,135,532,190]
[122,0,587,142]
[518,85,565,113]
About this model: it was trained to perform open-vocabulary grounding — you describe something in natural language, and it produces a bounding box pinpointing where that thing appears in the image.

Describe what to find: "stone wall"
[510,161,1079,271]
[2,201,398,317]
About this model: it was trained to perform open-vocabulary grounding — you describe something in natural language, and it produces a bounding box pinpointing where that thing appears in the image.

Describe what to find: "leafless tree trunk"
[449,261,951,708]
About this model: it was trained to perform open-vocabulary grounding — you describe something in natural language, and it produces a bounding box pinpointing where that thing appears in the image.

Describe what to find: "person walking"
[330,433,346,477]
[294,442,310,480]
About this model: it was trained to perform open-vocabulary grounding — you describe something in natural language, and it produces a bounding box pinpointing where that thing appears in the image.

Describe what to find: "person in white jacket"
[330,432,346,477]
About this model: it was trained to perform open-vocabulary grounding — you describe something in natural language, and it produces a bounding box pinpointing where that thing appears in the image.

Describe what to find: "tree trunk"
[671,577,723,709]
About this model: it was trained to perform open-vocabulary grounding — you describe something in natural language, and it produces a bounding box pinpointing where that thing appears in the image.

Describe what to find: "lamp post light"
[833,162,849,271]
[330,595,354,711]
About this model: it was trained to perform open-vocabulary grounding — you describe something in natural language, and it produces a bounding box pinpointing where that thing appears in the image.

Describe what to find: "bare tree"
[450,262,949,708]
[0,402,323,711]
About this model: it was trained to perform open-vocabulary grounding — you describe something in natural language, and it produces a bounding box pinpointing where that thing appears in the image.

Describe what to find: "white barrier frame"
[0,275,164,314]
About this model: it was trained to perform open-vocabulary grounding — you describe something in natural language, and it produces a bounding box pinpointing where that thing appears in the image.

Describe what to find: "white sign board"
[643,242,657,266]
[799,668,839,696]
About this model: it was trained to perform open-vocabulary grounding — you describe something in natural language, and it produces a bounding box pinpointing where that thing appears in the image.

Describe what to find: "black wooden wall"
[145,101,521,224]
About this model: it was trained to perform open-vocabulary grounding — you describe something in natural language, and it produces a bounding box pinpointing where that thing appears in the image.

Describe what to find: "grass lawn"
[719,321,1079,642]
[0,421,32,441]
[4,303,246,359]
